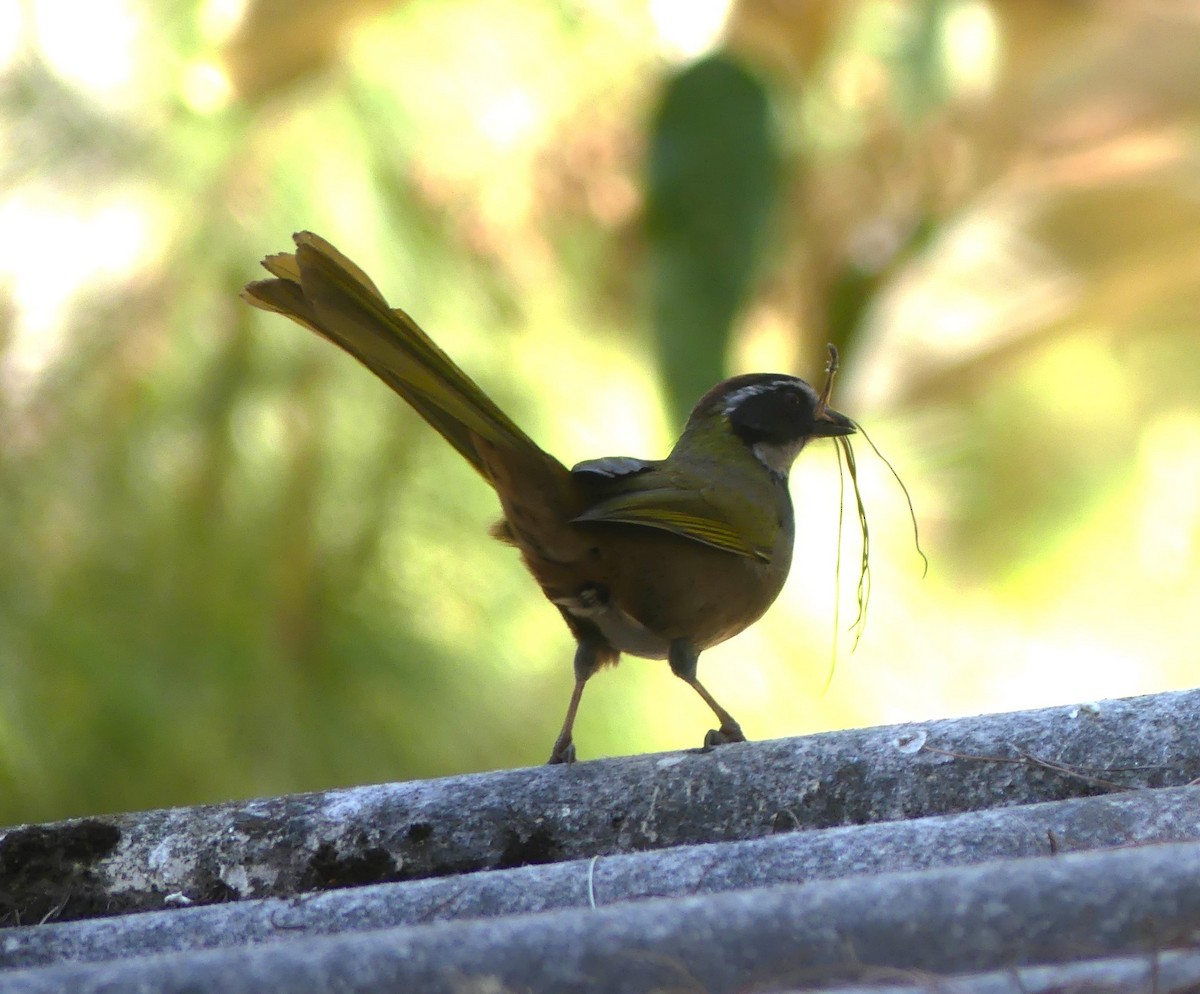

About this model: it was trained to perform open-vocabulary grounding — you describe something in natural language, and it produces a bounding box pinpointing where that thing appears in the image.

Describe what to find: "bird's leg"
[548,639,604,764]
[668,638,746,748]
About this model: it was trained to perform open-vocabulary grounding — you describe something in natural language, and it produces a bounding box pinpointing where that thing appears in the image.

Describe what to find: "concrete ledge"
[3,784,1198,970]
[5,837,1200,993]
[3,688,1200,993]
[2,688,1198,925]
[803,949,1200,994]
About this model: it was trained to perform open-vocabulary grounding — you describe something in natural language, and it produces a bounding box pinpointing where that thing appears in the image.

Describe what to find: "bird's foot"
[702,722,746,749]
[547,738,577,765]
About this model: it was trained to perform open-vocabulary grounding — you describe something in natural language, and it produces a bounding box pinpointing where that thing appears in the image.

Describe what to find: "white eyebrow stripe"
[721,378,816,414]
[721,380,787,412]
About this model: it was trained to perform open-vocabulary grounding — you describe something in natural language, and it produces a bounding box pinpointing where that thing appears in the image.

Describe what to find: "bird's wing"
[570,456,657,480]
[571,487,769,561]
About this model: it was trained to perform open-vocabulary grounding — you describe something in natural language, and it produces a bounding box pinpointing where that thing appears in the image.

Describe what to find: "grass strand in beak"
[817,343,839,414]
[819,342,926,686]
[840,431,872,650]
[822,437,848,693]
[851,421,929,578]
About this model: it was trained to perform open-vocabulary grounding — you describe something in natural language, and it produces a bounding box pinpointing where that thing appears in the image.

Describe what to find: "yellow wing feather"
[572,489,769,561]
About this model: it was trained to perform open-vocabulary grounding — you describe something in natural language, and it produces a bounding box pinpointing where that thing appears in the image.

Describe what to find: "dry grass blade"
[853,421,929,579]
[839,431,873,651]
[818,342,928,686]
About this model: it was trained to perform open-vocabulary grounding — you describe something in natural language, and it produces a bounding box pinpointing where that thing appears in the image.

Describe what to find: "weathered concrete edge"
[4,785,1198,970]
[804,948,1200,994]
[3,837,1200,994]
[2,687,1198,922]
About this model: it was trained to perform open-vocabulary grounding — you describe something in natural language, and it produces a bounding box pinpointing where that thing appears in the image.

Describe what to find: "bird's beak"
[813,408,856,437]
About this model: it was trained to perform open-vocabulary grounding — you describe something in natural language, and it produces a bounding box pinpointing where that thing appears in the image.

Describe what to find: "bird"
[243,231,856,764]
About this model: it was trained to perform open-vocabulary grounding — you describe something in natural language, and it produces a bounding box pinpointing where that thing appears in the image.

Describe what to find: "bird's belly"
[563,597,672,659]
[555,530,791,660]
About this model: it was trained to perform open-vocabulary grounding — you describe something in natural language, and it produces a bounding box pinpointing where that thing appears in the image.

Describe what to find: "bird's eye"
[784,391,801,407]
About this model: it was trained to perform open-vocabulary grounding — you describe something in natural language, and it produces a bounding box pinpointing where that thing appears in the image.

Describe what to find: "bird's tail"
[243,231,561,485]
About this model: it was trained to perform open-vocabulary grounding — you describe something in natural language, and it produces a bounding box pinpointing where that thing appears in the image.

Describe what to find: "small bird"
[244,232,856,763]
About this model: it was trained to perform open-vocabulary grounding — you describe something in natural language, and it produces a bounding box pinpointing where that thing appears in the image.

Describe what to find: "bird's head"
[684,372,856,478]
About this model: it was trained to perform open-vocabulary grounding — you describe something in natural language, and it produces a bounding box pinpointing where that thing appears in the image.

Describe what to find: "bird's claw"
[702,723,746,748]
[548,740,577,765]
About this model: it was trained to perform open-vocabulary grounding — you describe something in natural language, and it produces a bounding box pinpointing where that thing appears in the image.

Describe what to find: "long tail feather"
[243,232,557,483]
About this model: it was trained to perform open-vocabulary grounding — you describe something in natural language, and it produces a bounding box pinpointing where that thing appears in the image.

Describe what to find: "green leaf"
[646,54,780,425]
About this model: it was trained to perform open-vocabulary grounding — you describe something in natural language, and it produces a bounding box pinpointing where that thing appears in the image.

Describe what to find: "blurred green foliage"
[647,53,778,423]
[1,0,1198,825]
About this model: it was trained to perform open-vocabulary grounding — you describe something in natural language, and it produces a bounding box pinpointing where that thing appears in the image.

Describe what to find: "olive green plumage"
[245,232,854,763]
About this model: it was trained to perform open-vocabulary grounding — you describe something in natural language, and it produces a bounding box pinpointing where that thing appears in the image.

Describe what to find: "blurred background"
[1,0,1198,824]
